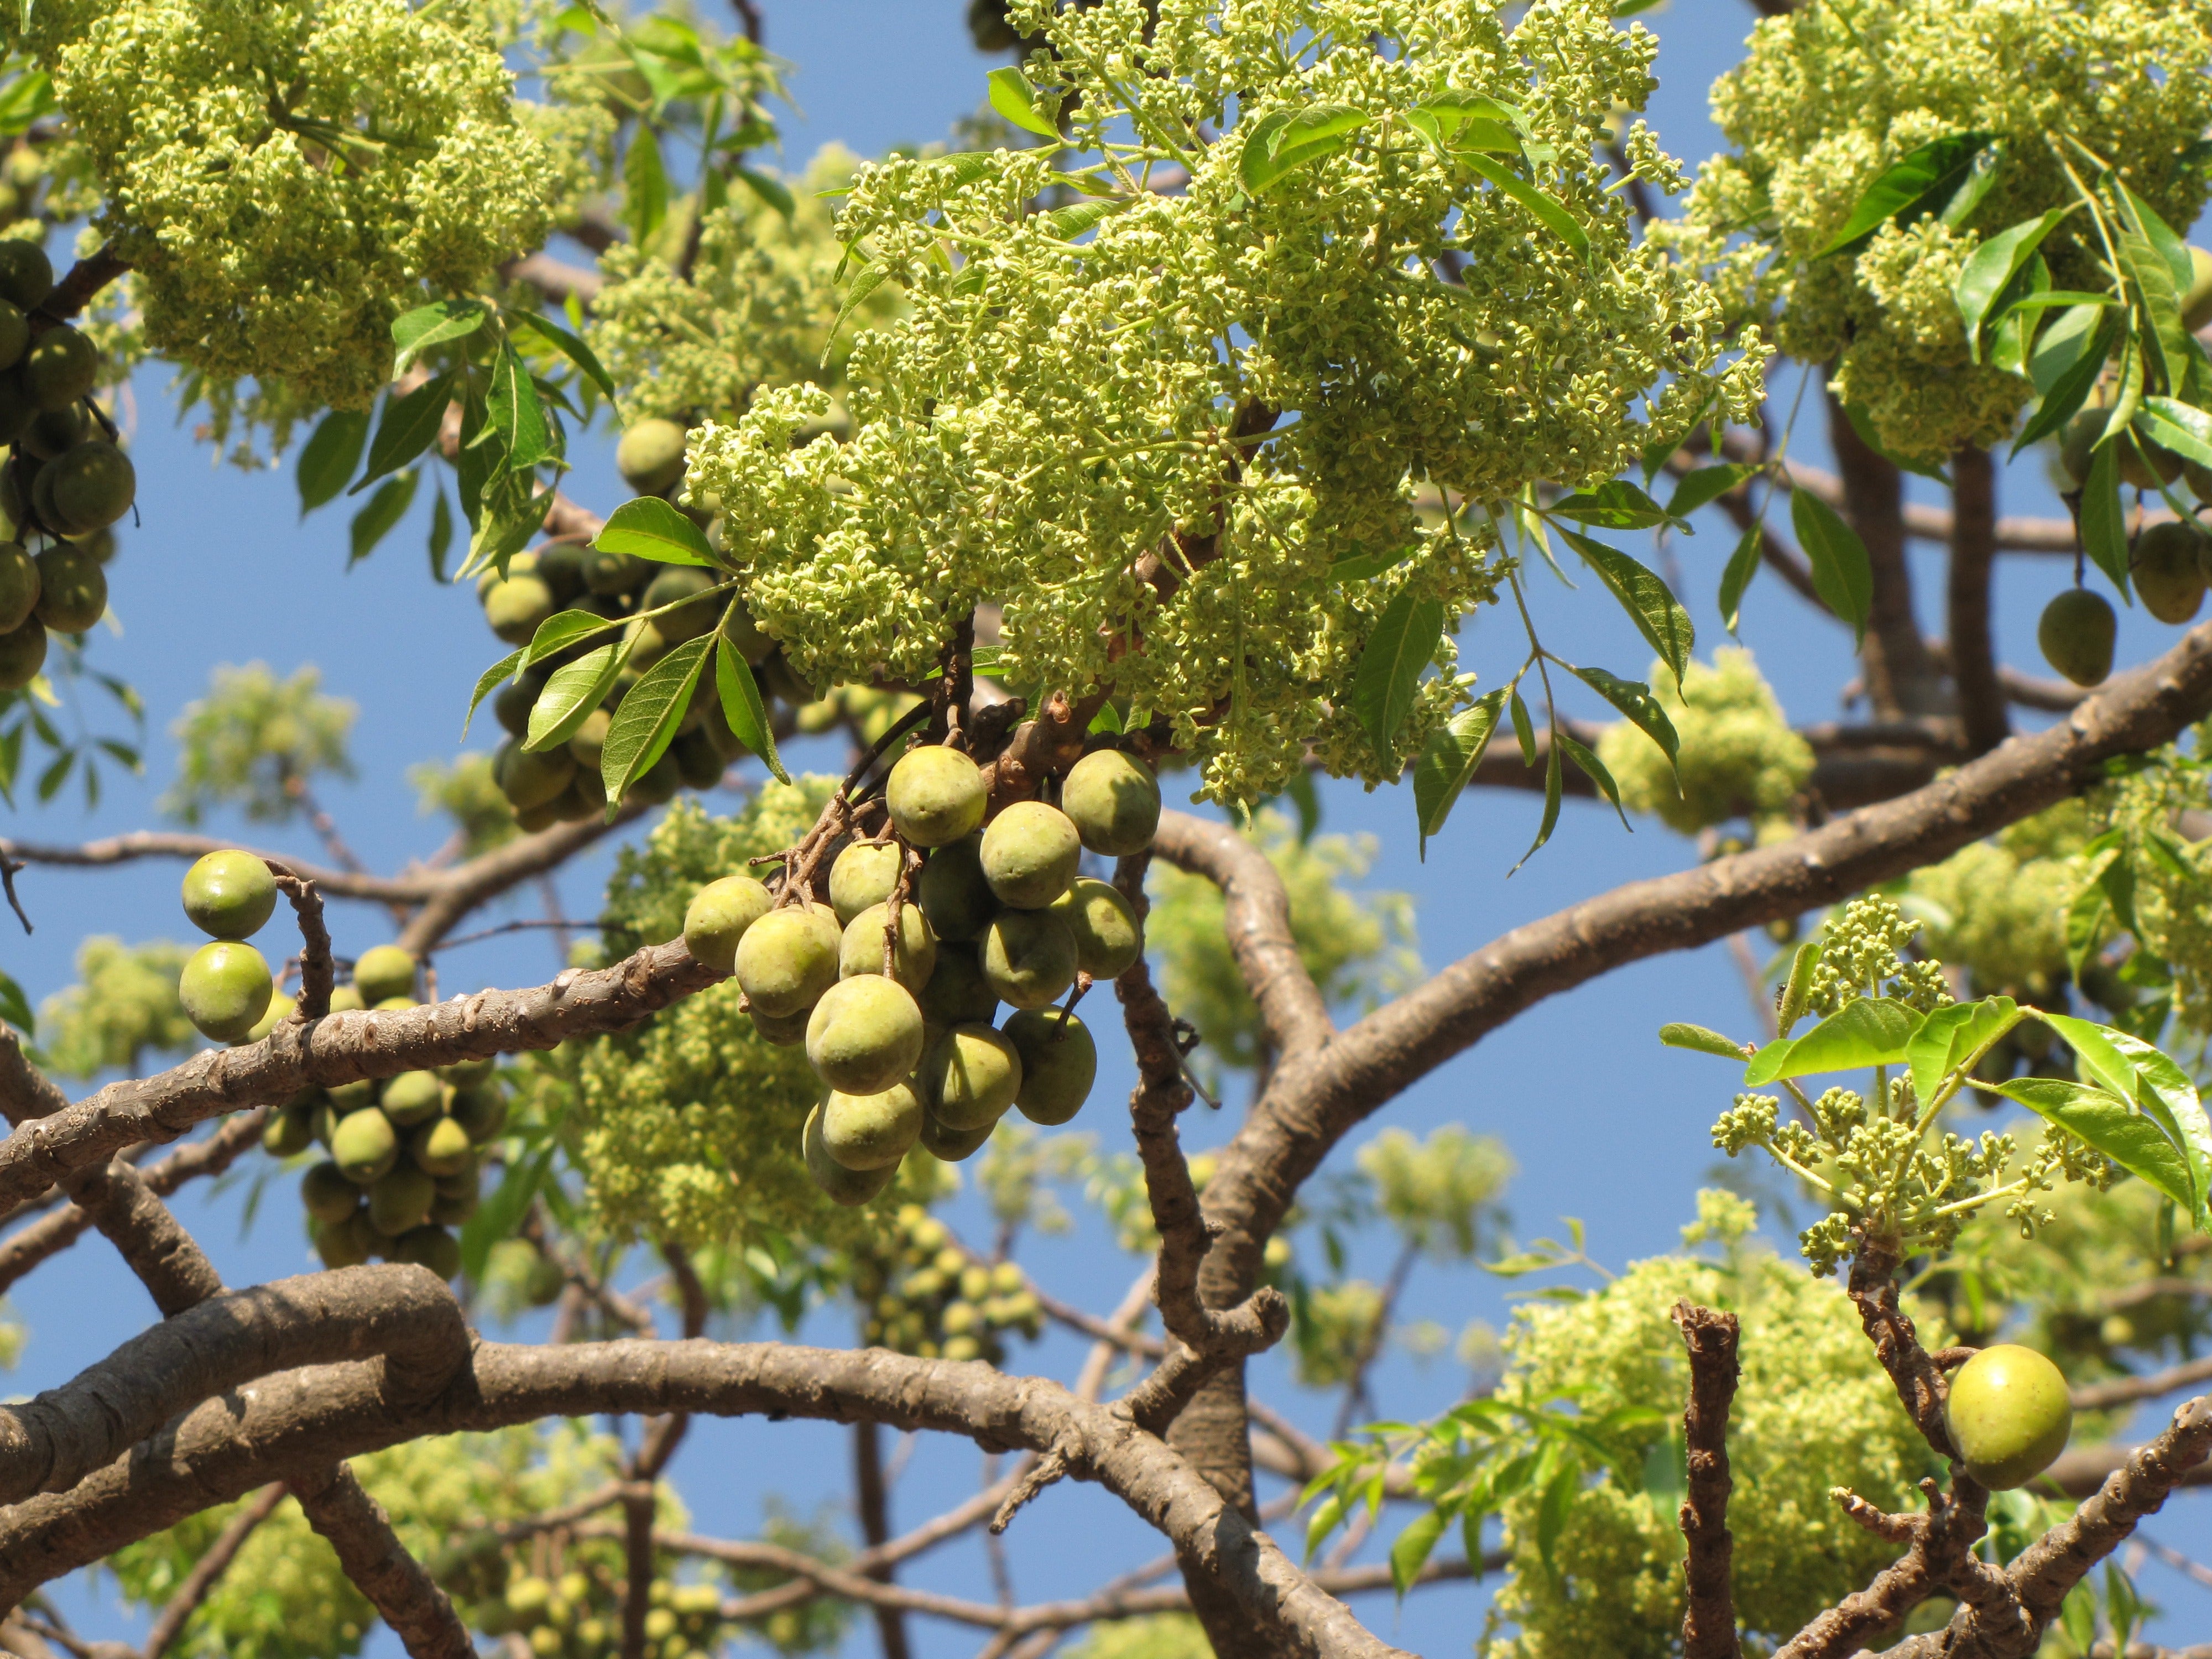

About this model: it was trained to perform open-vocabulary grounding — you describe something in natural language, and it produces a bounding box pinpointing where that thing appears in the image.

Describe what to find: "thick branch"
[289,1465,473,1659]
[1672,1303,1741,1659]
[1949,445,2009,757]
[2070,1357,2212,1413]
[1828,392,1941,719]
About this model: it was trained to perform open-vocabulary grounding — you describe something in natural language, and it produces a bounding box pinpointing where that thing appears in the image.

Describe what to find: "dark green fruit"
[920,1023,1022,1130]
[2132,520,2206,624]
[302,1160,364,1226]
[886,746,987,847]
[315,1213,373,1269]
[1051,877,1143,979]
[2123,433,2184,492]
[2186,245,2212,333]
[917,1109,994,1162]
[20,324,96,410]
[831,841,904,925]
[821,1081,926,1170]
[644,565,720,643]
[683,874,774,972]
[493,676,538,737]
[495,737,577,811]
[32,545,103,632]
[919,834,995,942]
[0,241,53,312]
[524,1253,567,1306]
[449,1084,508,1143]
[535,542,587,606]
[1945,1343,2072,1489]
[670,724,724,789]
[46,441,134,530]
[353,945,418,1005]
[734,905,842,1018]
[20,403,86,462]
[980,801,1082,909]
[750,1005,811,1046]
[180,940,273,1042]
[380,1070,445,1127]
[2038,588,2116,687]
[582,546,653,595]
[369,1164,437,1236]
[920,943,1000,1026]
[981,907,1079,1010]
[623,747,682,807]
[2060,408,2107,486]
[484,575,557,645]
[332,1106,400,1184]
[263,1099,315,1156]
[802,1100,898,1207]
[1005,1008,1098,1125]
[839,899,937,994]
[617,416,689,495]
[410,1116,474,1177]
[0,300,23,373]
[181,848,277,940]
[1061,749,1161,855]
[806,974,926,1095]
[0,382,32,451]
[0,615,43,690]
[392,1223,462,1280]
[430,1187,478,1227]
[567,706,610,769]
[721,602,773,665]
[0,539,36,633]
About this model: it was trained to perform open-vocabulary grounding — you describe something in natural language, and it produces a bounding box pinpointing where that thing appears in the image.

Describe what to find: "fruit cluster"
[852,1206,1042,1364]
[175,849,281,1042]
[682,742,1163,1205]
[480,1566,729,1659]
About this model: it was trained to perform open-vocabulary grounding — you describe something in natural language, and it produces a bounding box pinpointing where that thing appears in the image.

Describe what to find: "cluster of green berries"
[0,242,132,692]
[477,1565,728,1659]
[682,742,1162,1206]
[853,1206,1042,1364]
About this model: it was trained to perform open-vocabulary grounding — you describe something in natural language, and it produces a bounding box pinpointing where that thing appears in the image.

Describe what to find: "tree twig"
[1672,1302,1742,1659]
[140,1481,286,1659]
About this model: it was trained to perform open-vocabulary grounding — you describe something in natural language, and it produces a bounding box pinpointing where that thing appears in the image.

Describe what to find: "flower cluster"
[1596,647,1809,834]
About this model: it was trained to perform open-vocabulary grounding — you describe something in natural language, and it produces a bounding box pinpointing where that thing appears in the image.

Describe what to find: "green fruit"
[392,1224,462,1280]
[376,996,418,1012]
[750,1005,811,1046]
[683,874,775,972]
[430,1186,479,1227]
[32,544,103,632]
[328,1078,375,1113]
[644,565,720,642]
[734,905,842,1018]
[990,1260,1024,1295]
[2060,408,2107,487]
[507,1578,553,1620]
[264,1099,315,1156]
[325,984,366,1015]
[494,676,539,737]
[30,460,79,535]
[721,602,773,665]
[20,403,86,462]
[821,1081,926,1170]
[921,1023,1022,1130]
[806,974,926,1095]
[980,801,1082,910]
[332,1107,400,1184]
[2122,433,2184,492]
[80,526,117,565]
[353,945,418,1006]
[179,940,273,1042]
[2185,245,2212,333]
[0,242,49,312]
[1061,749,1161,856]
[980,908,1079,1010]
[617,416,689,494]
[0,301,22,374]
[917,1109,994,1162]
[886,745,988,847]
[582,546,652,595]
[535,541,587,605]
[485,575,557,645]
[408,1116,473,1178]
[567,705,611,769]
[315,1213,373,1269]
[245,992,295,1044]
[831,841,904,925]
[433,1162,481,1201]
[623,747,683,807]
[802,1100,898,1207]
[1005,1008,1098,1125]
[1050,877,1143,979]
[524,1254,567,1306]
[46,441,134,530]
[0,616,43,690]
[368,1164,437,1236]
[450,1084,508,1143]
[839,899,937,994]
[0,382,32,450]
[181,849,278,940]
[1945,1343,2072,1489]
[918,834,995,942]
[670,725,724,789]
[920,943,1000,1026]
[301,1160,363,1226]
[21,325,96,410]
[2132,520,2207,624]
[439,1056,495,1086]
[496,737,577,811]
[2037,588,2116,687]
[0,539,36,632]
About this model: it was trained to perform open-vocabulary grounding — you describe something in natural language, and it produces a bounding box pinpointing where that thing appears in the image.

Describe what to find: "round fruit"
[917,1109,994,1162]
[20,404,85,463]
[921,1024,1023,1130]
[353,945,418,1005]
[497,739,577,811]
[46,441,133,529]
[920,944,1000,1026]
[328,1079,375,1113]
[2186,245,2212,333]
[493,677,539,738]
[380,1070,445,1127]
[439,1056,495,1087]
[1005,1008,1098,1125]
[32,545,102,632]
[806,974,926,1095]
[449,1084,507,1143]
[749,1004,810,1046]
[301,1160,363,1226]
[802,1100,898,1207]
[821,1081,926,1170]
[315,1213,373,1269]
[886,746,988,847]
[624,748,683,807]
[644,566,721,643]
[918,834,995,942]
[332,1106,400,1184]
[369,1164,437,1236]
[0,242,50,312]
[523,1254,566,1306]
[980,801,1082,910]
[485,575,557,646]
[179,940,273,1042]
[0,301,23,374]
[264,1099,315,1157]
[567,705,611,769]
[683,875,775,972]
[734,905,842,1018]
[2133,520,2207,624]
[582,546,651,595]
[1945,1343,2073,1489]
[839,899,938,994]
[1061,749,1161,855]
[392,1224,463,1280]
[831,841,904,925]
[2060,408,2107,487]
[721,602,773,665]
[535,541,587,606]
[410,1116,474,1178]
[245,992,295,1043]
[2122,432,2184,492]
[0,616,43,690]
[21,325,96,410]
[325,984,366,1016]
[0,540,36,633]
[1051,877,1143,979]
[670,725,724,789]
[617,417,689,495]
[980,908,1079,1010]
[181,849,278,940]
[2038,588,2116,687]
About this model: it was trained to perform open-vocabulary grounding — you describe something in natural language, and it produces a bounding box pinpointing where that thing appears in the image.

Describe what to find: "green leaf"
[2138,398,2212,472]
[391,299,489,379]
[461,1144,551,1284]
[1550,479,1677,530]
[1535,1453,1578,1588]
[1562,663,1678,771]
[1304,1493,1346,1563]
[351,373,455,495]
[1559,530,1694,681]
[1665,463,1759,521]
[1241,105,1371,195]
[1555,729,1627,827]
[2029,302,2111,401]
[594,496,717,567]
[1461,150,1588,260]
[1087,700,1124,735]
[1660,1022,1747,1060]
[524,642,623,753]
[1387,1508,1448,1597]
[2109,1031,2212,1231]
[1411,92,1526,155]
[485,339,558,473]
[1744,997,1923,1086]
[1955,210,2070,360]
[2034,1010,2141,1104]
[461,649,525,741]
[1789,489,1873,644]
[1036,197,1134,243]
[733,165,795,224]
[2080,431,2131,599]
[828,258,894,347]
[522,608,618,670]
[1718,523,1762,636]
[1350,586,1446,755]
[1509,690,1537,766]
[1816,132,1996,259]
[296,409,370,516]
[1329,546,1410,584]
[507,309,618,399]
[600,635,712,810]
[1412,688,1508,857]
[1994,1077,2197,1217]
[1510,739,1563,877]
[348,470,418,566]
[428,487,454,584]
[987,66,1059,138]
[1906,997,2017,1113]
[624,123,669,244]
[1938,138,2006,229]
[462,481,549,581]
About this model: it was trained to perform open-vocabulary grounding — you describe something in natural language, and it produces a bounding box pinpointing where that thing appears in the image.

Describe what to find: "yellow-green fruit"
[839,899,937,994]
[476,549,536,598]
[918,834,994,942]
[1050,877,1142,979]
[497,738,577,811]
[734,905,842,1018]
[0,242,50,312]
[920,944,999,1026]
[980,801,1082,910]
[821,1081,926,1170]
[567,706,611,768]
[439,1056,495,1086]
[523,1254,566,1306]
[32,544,102,632]
[328,1079,375,1114]
[2038,588,2116,687]
[830,840,904,925]
[1005,1008,1098,1125]
[451,1084,508,1143]
[536,542,587,606]
[806,975,926,1095]
[617,416,690,495]
[0,616,42,690]
[315,1213,373,1269]
[485,575,557,645]
[368,1164,436,1236]
[326,984,366,1015]
[1945,1344,2073,1489]
[921,1023,1022,1130]
[181,848,277,940]
[21,324,96,410]
[886,745,987,847]
[2123,435,2184,492]
[179,940,273,1042]
[682,875,775,972]
[1061,749,1161,855]
[2132,520,2206,624]
[264,1099,315,1156]
[917,1109,994,1162]
[375,995,418,1012]
[507,1578,552,1620]
[377,1071,443,1129]
[354,945,418,1005]
[46,441,134,530]
[392,1224,462,1279]
[302,1160,363,1226]
[332,1107,399,1185]
[2060,408,2109,487]
[644,565,720,643]
[749,1004,811,1046]
[2185,245,2212,333]
[526,1627,559,1659]
[494,677,538,737]
[410,1115,474,1177]
[980,909,1079,1010]
[0,539,35,632]
[990,1260,1024,1295]
[582,546,652,595]
[245,992,295,1043]
[802,1100,898,1207]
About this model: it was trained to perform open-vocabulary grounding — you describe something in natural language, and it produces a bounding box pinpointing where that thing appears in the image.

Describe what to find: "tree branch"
[140,1481,286,1659]
[854,1420,913,1659]
[288,1464,473,1659]
[1827,392,1942,719]
[1673,1303,1742,1659]
[1949,445,2009,757]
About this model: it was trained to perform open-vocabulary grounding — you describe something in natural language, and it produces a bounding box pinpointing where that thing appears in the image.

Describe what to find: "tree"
[7,0,2212,1655]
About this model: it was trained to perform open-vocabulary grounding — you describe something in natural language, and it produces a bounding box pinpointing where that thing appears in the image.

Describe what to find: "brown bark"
[1673,1303,1742,1659]
[1949,444,2009,756]
[1828,393,1943,718]
[854,1420,913,1659]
